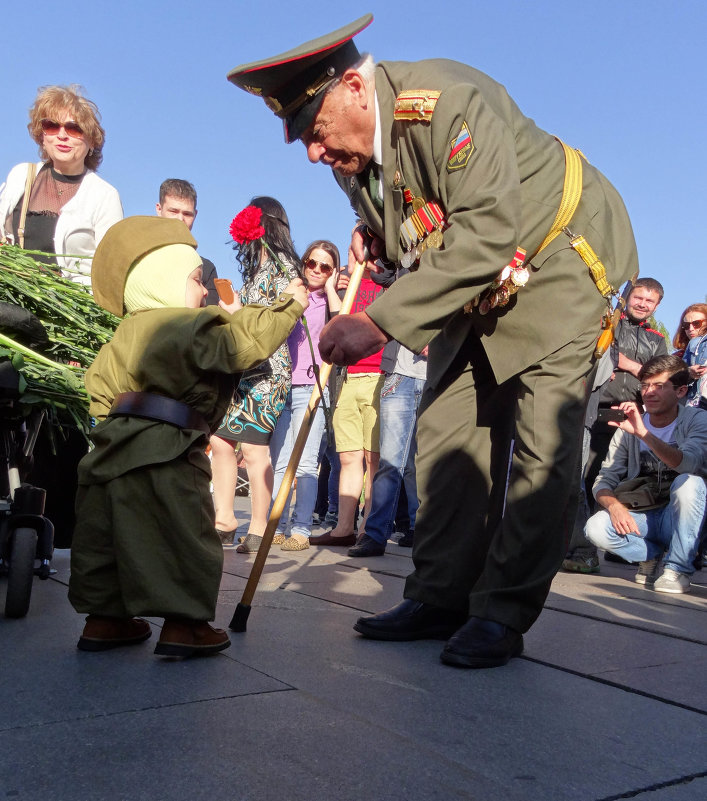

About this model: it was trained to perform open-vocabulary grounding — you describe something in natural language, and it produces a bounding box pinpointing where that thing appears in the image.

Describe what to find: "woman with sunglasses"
[268,241,343,550]
[0,85,122,549]
[0,84,122,280]
[674,303,707,406]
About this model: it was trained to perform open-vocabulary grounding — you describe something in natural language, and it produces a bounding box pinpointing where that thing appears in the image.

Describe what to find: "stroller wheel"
[5,527,38,618]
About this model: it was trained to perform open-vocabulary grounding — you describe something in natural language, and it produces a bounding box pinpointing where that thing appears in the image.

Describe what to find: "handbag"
[613,475,672,511]
[2,163,37,248]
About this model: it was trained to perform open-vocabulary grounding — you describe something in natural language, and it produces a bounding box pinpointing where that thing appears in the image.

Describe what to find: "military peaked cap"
[92,216,197,317]
[227,14,373,143]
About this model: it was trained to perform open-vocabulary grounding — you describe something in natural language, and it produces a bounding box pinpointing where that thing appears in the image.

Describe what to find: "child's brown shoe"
[154,619,231,657]
[77,615,152,651]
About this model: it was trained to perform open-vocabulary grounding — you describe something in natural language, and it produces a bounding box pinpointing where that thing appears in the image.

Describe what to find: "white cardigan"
[0,161,123,284]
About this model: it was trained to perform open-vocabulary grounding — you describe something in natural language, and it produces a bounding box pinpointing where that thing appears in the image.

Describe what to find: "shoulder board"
[394,90,441,121]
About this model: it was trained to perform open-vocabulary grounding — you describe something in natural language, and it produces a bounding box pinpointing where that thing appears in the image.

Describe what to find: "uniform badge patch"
[447,122,474,172]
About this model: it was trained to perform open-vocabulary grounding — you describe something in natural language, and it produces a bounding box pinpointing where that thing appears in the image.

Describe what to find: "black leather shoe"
[440,616,523,668]
[353,599,467,641]
[348,533,386,557]
[397,531,414,548]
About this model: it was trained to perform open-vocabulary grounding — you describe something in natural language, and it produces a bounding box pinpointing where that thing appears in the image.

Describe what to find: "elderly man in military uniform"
[228,14,638,668]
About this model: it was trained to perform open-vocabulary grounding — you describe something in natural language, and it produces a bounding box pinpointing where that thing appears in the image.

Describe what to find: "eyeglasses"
[683,319,706,330]
[40,119,85,139]
[639,382,675,393]
[304,257,333,273]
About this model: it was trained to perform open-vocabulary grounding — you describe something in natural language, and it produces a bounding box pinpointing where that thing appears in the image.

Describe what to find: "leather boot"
[77,615,152,652]
[154,619,231,657]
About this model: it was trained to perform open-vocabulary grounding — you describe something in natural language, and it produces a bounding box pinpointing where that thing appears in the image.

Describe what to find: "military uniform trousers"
[69,451,223,621]
[405,326,596,633]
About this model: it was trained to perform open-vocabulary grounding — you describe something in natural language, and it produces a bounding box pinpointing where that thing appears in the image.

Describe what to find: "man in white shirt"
[585,355,707,593]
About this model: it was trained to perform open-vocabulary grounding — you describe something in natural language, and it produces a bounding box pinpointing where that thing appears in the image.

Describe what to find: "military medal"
[511,267,529,287]
[496,285,511,306]
[399,194,448,269]
[400,250,416,269]
[427,229,443,248]
[471,247,529,316]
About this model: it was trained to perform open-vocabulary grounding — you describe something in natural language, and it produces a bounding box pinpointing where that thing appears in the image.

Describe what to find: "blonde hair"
[28,84,106,170]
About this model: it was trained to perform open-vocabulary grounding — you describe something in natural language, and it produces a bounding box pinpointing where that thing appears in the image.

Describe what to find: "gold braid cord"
[565,232,613,299]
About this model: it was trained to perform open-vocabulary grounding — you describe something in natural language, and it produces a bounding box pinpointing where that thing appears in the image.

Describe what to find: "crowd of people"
[1,16,705,666]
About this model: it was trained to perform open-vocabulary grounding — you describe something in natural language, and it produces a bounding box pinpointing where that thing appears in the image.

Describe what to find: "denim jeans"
[585,474,707,573]
[365,373,425,545]
[316,434,340,520]
[270,386,329,538]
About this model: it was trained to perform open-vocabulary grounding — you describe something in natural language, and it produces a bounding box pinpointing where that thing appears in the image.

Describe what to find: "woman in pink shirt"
[269,241,343,550]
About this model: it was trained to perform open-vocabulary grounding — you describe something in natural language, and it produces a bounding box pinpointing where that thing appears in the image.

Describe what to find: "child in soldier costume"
[69,216,307,657]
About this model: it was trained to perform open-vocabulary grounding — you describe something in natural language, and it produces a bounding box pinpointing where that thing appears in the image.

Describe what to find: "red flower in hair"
[229,205,265,244]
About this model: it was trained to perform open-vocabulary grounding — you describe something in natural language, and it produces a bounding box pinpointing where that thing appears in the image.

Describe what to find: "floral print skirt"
[216,371,290,446]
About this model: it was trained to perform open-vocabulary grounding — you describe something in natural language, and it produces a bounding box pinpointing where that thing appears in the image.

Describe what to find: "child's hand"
[285,278,309,310]
[219,296,243,314]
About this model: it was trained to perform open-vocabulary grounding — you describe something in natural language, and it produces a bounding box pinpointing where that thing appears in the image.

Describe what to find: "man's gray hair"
[324,53,375,98]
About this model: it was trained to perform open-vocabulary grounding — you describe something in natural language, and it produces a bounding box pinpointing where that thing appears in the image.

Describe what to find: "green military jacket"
[80,297,302,484]
[335,60,638,386]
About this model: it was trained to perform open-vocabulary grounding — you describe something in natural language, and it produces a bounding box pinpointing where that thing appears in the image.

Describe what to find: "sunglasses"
[304,257,333,273]
[683,320,706,330]
[40,118,85,139]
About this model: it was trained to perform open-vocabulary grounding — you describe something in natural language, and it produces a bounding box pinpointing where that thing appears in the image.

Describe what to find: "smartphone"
[596,408,627,423]
[214,278,235,305]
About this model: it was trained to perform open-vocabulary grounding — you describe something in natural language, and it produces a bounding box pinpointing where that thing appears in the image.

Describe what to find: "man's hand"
[596,490,641,537]
[319,312,390,365]
[285,277,310,311]
[351,226,385,273]
[610,401,648,438]
[607,501,642,537]
[616,352,643,377]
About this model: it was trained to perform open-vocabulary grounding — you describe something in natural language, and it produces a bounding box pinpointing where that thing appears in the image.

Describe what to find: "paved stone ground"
[1,494,705,800]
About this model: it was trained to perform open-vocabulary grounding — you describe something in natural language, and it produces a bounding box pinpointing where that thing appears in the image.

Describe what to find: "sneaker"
[654,568,691,594]
[635,557,661,586]
[323,511,338,527]
[562,554,600,574]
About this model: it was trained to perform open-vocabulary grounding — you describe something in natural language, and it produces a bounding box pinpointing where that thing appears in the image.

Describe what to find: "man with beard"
[563,278,667,574]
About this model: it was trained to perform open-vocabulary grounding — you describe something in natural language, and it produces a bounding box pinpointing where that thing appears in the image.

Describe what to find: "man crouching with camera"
[585,354,707,593]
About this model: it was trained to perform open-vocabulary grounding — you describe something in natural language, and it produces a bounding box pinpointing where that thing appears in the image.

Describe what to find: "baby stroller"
[0,305,55,618]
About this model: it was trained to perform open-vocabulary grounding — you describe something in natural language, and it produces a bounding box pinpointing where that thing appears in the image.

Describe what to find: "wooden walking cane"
[229,257,367,632]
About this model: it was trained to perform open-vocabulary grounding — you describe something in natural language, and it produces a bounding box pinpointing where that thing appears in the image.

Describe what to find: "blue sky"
[2,0,705,341]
